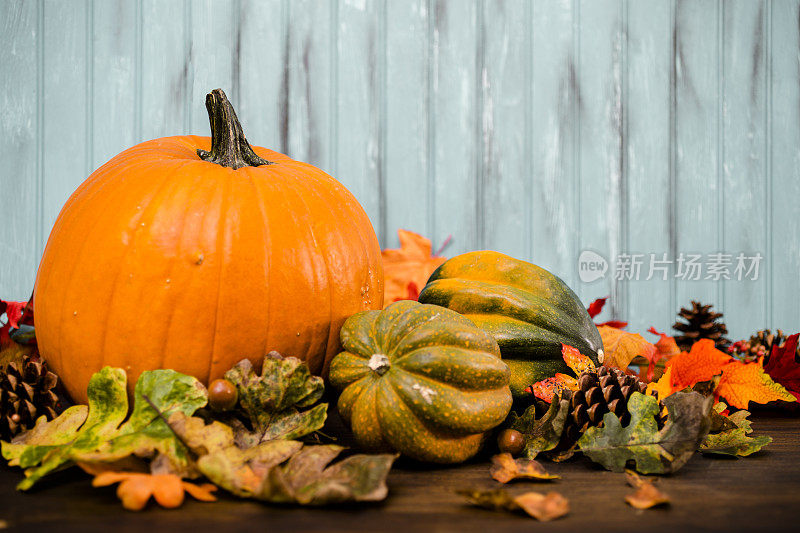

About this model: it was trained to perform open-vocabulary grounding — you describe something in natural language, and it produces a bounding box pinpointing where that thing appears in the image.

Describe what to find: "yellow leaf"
[598,326,657,371]
[381,230,446,307]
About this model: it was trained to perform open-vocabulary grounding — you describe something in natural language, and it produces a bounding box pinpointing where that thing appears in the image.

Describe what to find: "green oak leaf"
[509,394,570,460]
[701,408,771,457]
[168,411,395,505]
[224,352,327,446]
[577,391,713,474]
[1,367,208,489]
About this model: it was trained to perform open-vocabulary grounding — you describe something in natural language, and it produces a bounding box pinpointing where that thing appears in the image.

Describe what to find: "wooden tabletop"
[1,413,799,532]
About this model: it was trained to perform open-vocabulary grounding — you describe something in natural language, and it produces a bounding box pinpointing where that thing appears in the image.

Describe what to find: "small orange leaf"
[381,230,447,307]
[668,340,731,390]
[715,361,796,409]
[91,472,217,511]
[561,343,596,375]
[598,326,658,371]
[490,453,560,483]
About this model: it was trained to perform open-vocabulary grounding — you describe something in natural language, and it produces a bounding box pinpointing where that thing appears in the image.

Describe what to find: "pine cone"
[559,366,649,448]
[0,355,61,441]
[673,301,730,351]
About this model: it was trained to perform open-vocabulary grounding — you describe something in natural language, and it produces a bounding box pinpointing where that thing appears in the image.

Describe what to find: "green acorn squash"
[418,251,603,397]
[328,300,512,463]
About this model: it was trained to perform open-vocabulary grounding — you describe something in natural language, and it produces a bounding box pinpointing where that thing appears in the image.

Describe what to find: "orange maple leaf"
[715,361,796,409]
[91,471,217,511]
[640,327,680,382]
[598,326,657,371]
[381,230,447,307]
[667,339,731,390]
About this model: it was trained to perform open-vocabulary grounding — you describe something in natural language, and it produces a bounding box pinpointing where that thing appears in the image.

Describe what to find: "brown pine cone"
[560,366,650,449]
[673,300,730,351]
[0,355,61,441]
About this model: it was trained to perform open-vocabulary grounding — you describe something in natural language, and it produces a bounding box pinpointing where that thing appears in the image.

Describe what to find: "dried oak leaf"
[509,393,570,459]
[169,409,396,505]
[599,326,658,371]
[577,391,713,474]
[763,333,800,401]
[701,404,770,457]
[490,453,559,483]
[91,471,216,511]
[624,470,669,509]
[223,352,327,447]
[2,367,207,489]
[457,488,569,521]
[381,230,446,306]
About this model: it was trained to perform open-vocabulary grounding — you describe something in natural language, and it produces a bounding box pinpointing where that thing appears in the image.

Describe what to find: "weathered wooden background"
[1,0,798,338]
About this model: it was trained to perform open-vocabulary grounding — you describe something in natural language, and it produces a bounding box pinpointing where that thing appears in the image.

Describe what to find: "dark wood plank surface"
[1,413,799,532]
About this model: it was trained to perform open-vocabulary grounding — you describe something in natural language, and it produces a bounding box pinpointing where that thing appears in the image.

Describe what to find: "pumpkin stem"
[197,88,273,169]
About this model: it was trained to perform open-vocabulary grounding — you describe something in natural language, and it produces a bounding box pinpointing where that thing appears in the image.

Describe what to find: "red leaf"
[763,333,800,401]
[1,299,27,347]
[587,297,607,319]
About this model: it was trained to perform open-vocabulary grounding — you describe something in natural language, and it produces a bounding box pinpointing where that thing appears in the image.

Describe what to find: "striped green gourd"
[418,251,603,398]
[328,300,512,464]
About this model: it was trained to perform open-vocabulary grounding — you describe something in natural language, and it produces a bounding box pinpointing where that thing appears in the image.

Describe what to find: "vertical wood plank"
[384,0,430,248]
[141,0,187,139]
[0,0,39,300]
[770,0,800,330]
[576,0,623,310]
[531,0,579,288]
[626,0,673,334]
[92,0,137,170]
[285,0,333,170]
[480,0,529,259]
[335,0,383,241]
[432,0,479,256]
[237,0,286,150]
[672,0,721,318]
[187,0,236,134]
[41,0,89,243]
[721,0,767,338]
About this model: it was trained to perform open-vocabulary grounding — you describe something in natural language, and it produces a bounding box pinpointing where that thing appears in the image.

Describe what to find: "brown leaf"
[457,488,569,521]
[624,470,669,510]
[513,492,570,521]
[490,453,559,483]
[90,471,217,511]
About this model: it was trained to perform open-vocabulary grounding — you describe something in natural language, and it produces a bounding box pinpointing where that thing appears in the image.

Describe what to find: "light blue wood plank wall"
[1,0,798,339]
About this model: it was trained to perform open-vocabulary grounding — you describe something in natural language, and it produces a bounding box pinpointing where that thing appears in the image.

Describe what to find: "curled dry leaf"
[509,393,570,459]
[91,471,217,511]
[624,470,669,510]
[701,406,771,457]
[457,487,569,521]
[490,453,559,483]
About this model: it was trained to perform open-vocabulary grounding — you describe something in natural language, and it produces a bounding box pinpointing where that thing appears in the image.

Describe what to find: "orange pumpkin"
[34,89,383,403]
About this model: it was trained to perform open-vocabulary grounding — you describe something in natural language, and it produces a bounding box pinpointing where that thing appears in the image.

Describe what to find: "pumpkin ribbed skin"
[418,251,602,397]
[34,135,383,404]
[329,300,512,463]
